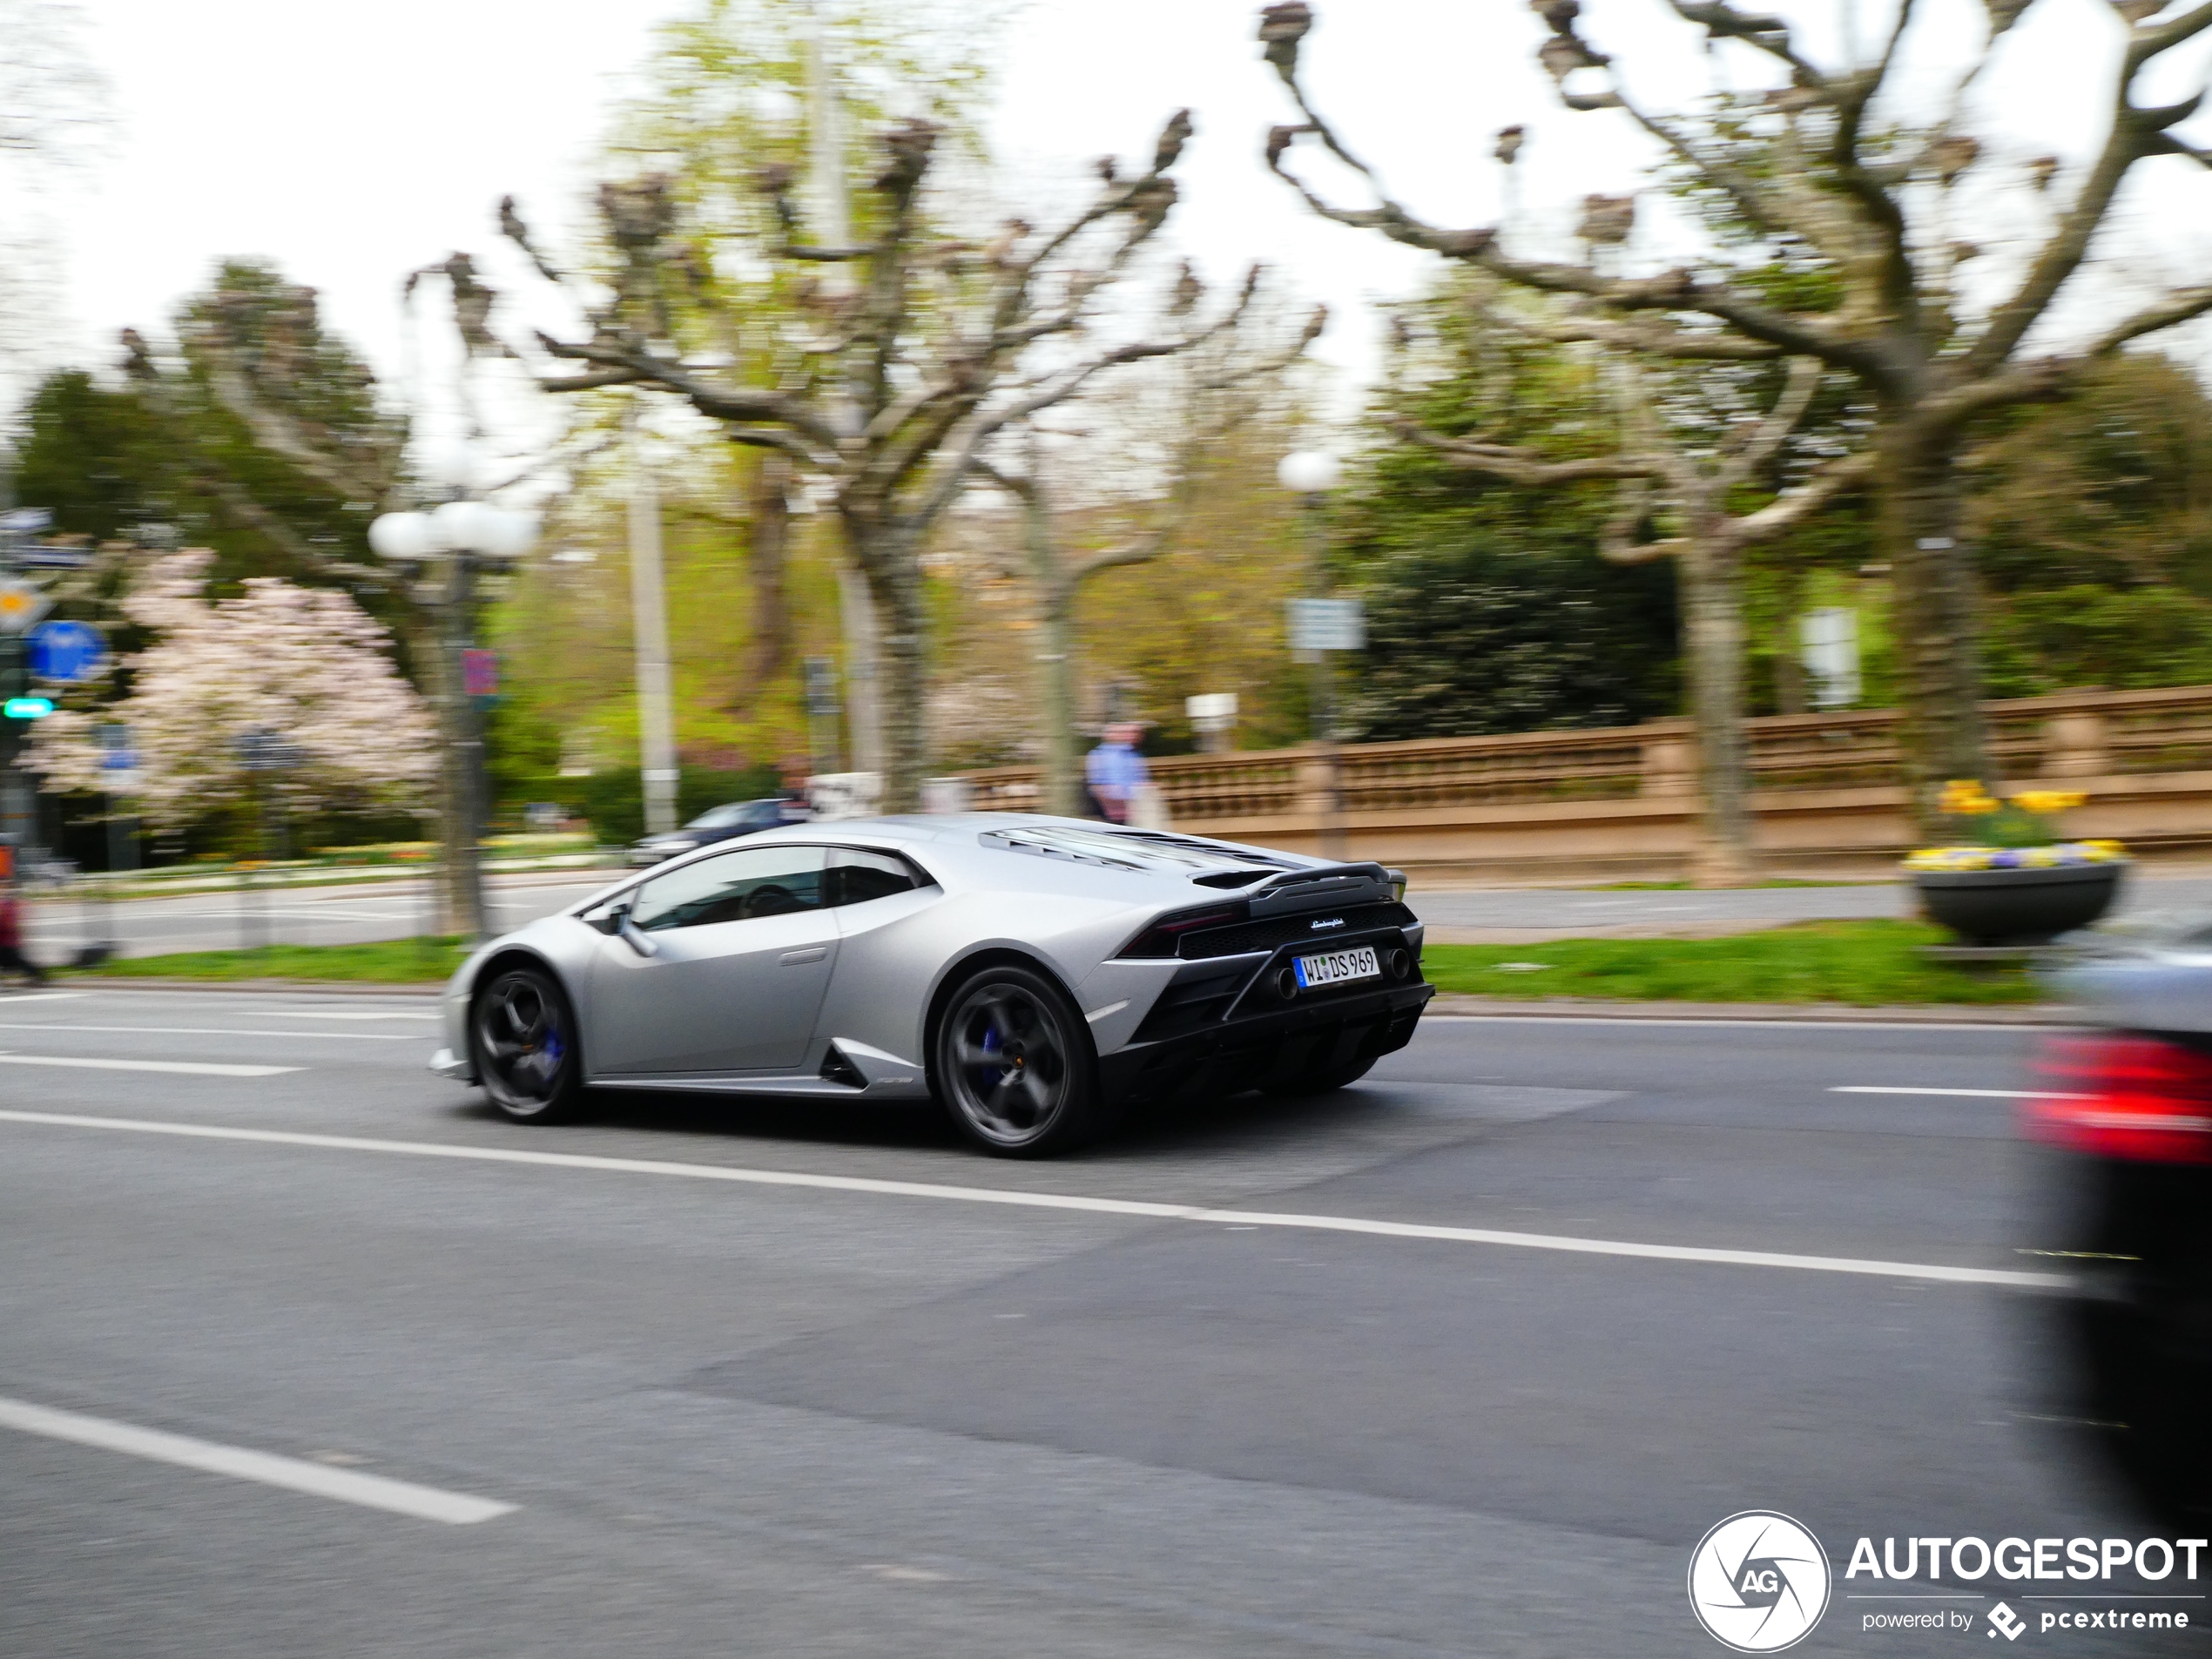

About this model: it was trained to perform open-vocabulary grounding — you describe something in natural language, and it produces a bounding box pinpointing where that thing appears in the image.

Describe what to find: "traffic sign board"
[1285,597,1366,652]
[27,620,106,683]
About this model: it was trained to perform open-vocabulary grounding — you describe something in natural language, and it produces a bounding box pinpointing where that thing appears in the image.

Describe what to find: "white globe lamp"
[475,508,539,560]
[368,510,435,561]
[430,499,494,552]
[1277,450,1343,496]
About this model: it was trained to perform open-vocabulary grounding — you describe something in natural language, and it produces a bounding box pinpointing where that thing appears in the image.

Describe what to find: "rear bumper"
[1098,978,1433,1104]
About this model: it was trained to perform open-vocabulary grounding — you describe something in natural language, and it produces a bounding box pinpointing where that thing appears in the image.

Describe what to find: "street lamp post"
[1278,449,1345,860]
[369,495,536,942]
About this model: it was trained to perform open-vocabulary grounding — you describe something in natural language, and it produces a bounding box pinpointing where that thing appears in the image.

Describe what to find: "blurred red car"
[2029,933,2212,1526]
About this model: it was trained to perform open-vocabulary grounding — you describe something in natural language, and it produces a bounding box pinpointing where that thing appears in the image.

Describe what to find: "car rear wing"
[1244,863,1401,917]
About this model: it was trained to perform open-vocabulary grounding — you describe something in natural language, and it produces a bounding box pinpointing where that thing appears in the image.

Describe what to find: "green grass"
[1579,878,1887,891]
[64,919,2040,1005]
[1420,921,2042,1006]
[68,937,469,984]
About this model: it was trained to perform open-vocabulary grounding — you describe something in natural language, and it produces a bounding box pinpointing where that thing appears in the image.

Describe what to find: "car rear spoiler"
[1244,863,1400,917]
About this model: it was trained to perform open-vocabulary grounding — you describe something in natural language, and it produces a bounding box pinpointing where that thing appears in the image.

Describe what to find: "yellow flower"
[1939,779,1999,815]
[1905,846,1993,871]
[2010,790,2086,815]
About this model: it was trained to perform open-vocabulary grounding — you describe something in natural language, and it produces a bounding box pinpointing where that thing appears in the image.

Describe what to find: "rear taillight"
[1116,903,1249,959]
[2027,1033,2212,1164]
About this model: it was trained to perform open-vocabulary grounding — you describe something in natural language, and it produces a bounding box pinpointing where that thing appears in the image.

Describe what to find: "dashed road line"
[0,1055,301,1078]
[0,1023,415,1042]
[1831,1086,2080,1100]
[0,1394,514,1524]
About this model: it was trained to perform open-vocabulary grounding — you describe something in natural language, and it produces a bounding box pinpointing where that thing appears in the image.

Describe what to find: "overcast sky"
[24,0,2212,440]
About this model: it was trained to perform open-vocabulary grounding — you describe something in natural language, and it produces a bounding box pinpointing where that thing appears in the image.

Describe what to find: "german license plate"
[1292,945,1380,990]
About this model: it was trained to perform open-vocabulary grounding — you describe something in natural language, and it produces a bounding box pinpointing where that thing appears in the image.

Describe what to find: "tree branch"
[1722,355,1824,486]
[1389,415,1666,484]
[1727,448,1878,540]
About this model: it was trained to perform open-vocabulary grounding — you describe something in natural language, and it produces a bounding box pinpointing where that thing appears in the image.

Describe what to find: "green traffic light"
[3,696,55,719]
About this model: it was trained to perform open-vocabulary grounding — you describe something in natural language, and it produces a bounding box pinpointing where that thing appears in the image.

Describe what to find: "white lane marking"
[1831,1086,2083,1100]
[0,1055,300,1078]
[259,1012,442,1022]
[0,1022,415,1042]
[0,1394,515,1524]
[0,1109,2064,1290]
[0,993,85,1004]
[1426,1015,2059,1032]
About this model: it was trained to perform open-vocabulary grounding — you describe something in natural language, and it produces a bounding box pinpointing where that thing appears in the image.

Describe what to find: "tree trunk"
[1016,488,1084,816]
[1033,581,1082,816]
[846,519,927,814]
[738,452,792,705]
[1878,421,1990,832]
[1680,534,1757,887]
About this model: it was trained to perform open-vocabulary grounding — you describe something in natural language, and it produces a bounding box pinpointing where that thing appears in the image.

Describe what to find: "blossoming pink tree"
[25,551,436,850]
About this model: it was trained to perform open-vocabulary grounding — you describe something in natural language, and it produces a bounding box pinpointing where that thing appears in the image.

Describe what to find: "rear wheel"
[934,963,1106,1157]
[472,966,586,1124]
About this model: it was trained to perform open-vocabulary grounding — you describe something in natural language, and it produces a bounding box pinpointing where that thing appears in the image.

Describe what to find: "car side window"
[631,846,827,933]
[826,847,925,907]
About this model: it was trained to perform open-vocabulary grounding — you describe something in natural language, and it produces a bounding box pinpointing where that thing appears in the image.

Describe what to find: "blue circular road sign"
[26,619,107,684]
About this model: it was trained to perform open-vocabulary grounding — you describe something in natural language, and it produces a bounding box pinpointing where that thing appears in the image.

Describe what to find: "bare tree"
[502,111,1258,810]
[1260,0,2212,822]
[128,261,505,934]
[0,0,107,402]
[974,266,1325,814]
[1392,257,1871,882]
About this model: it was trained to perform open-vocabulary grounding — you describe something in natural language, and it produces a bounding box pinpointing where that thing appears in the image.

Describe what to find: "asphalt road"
[2,992,2195,1656]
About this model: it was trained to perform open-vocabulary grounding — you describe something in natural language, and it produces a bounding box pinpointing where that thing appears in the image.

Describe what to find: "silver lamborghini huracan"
[430,814,1434,1156]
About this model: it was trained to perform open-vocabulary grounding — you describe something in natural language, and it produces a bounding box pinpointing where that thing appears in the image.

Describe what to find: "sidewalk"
[1413,870,2212,942]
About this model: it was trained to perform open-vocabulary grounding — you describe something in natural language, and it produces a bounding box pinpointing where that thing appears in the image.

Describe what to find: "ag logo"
[1688,1511,1831,1652]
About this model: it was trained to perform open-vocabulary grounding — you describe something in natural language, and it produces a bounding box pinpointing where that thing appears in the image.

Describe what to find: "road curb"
[1426,994,2071,1024]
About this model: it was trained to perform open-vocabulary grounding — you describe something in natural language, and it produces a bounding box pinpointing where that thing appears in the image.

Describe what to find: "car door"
[588,844,837,1076]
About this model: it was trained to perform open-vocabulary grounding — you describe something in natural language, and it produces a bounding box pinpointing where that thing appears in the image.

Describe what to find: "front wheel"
[472,966,587,1124]
[934,963,1107,1157]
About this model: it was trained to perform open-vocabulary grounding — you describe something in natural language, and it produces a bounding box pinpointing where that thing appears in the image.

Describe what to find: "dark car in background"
[626,797,809,867]
[2027,922,2212,1526]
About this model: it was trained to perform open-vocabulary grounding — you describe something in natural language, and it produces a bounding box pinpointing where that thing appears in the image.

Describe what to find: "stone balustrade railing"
[959,686,2212,881]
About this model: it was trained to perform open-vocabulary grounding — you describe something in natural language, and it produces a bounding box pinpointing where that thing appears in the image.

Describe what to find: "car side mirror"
[612,902,658,958]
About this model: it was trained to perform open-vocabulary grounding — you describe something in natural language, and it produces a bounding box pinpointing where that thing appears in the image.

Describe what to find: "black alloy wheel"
[934,963,1106,1157]
[472,966,586,1123]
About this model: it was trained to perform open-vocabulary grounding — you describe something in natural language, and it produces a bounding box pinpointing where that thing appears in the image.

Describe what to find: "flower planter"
[1909,860,2128,948]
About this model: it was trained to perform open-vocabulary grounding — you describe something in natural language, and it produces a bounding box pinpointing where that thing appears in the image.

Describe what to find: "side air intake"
[819,1043,867,1089]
